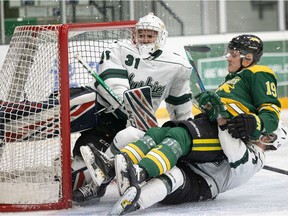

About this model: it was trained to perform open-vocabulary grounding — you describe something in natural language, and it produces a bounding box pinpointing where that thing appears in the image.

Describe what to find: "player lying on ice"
[78,91,288,215]
[109,120,288,215]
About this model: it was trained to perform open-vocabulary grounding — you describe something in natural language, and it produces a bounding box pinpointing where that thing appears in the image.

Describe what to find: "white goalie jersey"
[191,127,265,196]
[95,41,193,121]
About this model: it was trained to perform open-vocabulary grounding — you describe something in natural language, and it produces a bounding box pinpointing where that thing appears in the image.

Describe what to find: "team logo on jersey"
[128,74,166,97]
[216,76,241,93]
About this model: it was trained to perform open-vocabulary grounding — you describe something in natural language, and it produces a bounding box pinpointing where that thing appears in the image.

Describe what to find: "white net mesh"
[0,23,134,209]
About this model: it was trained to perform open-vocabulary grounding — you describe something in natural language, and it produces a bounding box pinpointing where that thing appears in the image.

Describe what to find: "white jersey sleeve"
[192,127,265,194]
[217,127,265,191]
[164,55,193,120]
[96,42,130,109]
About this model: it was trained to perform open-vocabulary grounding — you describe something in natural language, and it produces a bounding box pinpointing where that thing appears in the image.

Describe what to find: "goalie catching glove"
[194,91,229,121]
[227,114,262,141]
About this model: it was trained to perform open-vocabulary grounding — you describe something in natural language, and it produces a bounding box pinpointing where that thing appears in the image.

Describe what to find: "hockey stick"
[184,45,211,53]
[75,54,123,107]
[184,45,207,93]
[184,47,288,177]
[263,165,288,176]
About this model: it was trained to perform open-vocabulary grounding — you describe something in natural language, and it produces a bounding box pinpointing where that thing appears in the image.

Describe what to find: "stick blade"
[184,45,211,53]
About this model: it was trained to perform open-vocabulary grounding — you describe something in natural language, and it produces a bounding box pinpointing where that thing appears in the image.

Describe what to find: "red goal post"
[0,20,136,212]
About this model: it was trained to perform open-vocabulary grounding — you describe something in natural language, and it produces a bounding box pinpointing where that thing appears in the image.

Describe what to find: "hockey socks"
[119,126,171,164]
[138,137,185,177]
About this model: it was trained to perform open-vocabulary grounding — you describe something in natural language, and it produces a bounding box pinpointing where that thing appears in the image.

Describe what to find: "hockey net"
[0,21,136,212]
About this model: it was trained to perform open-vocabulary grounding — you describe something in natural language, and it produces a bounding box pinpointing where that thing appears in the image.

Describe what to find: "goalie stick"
[184,46,288,177]
[75,54,123,107]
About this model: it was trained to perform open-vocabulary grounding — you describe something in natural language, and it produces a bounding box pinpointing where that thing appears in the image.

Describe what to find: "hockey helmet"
[135,13,168,58]
[227,34,263,63]
[260,120,288,150]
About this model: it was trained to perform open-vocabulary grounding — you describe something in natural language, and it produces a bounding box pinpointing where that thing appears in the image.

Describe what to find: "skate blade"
[107,186,139,216]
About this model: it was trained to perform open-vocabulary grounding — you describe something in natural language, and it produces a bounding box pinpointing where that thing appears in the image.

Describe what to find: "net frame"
[0,20,136,212]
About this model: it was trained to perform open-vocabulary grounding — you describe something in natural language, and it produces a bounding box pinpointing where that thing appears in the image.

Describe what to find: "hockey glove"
[194,91,229,121]
[227,114,262,140]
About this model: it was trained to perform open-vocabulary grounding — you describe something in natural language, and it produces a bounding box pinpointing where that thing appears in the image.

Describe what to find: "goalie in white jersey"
[95,13,192,120]
[72,13,193,201]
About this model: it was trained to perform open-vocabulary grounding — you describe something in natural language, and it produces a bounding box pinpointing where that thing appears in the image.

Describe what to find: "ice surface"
[2,111,288,216]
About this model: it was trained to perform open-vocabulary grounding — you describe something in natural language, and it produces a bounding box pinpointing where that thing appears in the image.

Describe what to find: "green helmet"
[228,34,263,62]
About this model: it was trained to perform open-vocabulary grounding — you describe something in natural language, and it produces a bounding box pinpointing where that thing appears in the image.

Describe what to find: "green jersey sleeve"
[246,65,281,134]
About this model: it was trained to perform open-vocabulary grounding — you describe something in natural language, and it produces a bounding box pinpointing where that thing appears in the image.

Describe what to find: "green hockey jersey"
[216,64,281,138]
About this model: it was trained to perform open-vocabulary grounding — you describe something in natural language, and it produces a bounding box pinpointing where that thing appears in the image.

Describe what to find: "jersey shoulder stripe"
[247,65,276,77]
[100,69,128,81]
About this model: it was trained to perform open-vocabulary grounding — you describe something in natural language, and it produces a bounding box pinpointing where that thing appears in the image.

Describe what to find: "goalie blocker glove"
[227,114,262,141]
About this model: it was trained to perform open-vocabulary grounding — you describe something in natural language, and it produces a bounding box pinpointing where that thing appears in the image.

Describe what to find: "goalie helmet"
[135,12,168,58]
[260,120,288,150]
[227,34,263,63]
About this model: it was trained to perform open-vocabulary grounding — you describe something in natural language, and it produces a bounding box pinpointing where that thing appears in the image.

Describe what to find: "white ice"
[2,110,288,216]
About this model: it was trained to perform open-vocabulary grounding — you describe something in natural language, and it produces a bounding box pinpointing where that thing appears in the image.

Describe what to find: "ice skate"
[73,179,108,202]
[115,152,147,196]
[108,185,141,216]
[80,143,115,186]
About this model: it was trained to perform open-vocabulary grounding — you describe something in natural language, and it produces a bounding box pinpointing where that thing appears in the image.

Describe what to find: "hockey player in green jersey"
[75,34,283,211]
[101,34,283,214]
[196,34,281,142]
[107,117,288,215]
[77,98,287,215]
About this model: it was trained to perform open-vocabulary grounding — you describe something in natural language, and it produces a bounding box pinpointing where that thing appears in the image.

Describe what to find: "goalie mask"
[135,13,168,58]
[260,120,288,150]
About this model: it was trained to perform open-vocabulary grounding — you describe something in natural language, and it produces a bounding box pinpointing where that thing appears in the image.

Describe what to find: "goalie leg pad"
[71,155,92,191]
